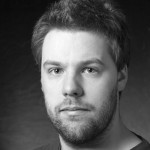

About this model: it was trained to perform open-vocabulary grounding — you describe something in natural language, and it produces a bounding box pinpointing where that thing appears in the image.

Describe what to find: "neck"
[59,106,141,150]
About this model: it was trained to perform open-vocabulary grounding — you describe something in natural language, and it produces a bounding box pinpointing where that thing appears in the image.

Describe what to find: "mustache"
[55,97,95,112]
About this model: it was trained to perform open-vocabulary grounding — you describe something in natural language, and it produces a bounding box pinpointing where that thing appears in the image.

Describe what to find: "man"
[31,0,150,149]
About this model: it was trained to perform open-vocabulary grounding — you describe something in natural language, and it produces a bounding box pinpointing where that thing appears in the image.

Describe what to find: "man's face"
[41,29,121,144]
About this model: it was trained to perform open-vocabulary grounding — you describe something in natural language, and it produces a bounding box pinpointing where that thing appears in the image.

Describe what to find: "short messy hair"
[31,0,130,71]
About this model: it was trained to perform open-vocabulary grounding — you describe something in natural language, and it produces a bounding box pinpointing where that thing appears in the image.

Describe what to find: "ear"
[117,66,128,92]
[41,86,43,92]
[40,78,44,92]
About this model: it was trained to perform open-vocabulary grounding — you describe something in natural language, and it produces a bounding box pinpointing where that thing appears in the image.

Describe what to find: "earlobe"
[117,66,128,92]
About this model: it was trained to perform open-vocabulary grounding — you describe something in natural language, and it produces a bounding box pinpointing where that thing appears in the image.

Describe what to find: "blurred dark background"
[0,0,150,150]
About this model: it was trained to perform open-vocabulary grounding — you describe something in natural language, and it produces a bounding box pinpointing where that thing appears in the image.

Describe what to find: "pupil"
[88,68,92,72]
[55,69,59,73]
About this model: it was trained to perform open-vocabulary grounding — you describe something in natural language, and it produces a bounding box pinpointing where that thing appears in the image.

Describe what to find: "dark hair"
[31,0,130,71]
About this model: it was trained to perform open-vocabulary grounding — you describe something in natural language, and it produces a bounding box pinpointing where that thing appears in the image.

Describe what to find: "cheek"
[41,75,62,110]
[84,72,117,104]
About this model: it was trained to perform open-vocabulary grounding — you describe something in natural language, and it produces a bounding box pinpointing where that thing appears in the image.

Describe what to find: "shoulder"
[131,134,150,150]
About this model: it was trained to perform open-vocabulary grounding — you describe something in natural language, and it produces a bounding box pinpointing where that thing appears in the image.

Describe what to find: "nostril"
[62,85,84,97]
[63,90,82,97]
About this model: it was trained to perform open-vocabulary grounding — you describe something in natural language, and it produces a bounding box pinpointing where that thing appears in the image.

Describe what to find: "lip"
[60,106,89,112]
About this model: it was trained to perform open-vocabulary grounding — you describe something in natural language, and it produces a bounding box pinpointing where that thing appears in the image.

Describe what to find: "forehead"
[42,29,114,66]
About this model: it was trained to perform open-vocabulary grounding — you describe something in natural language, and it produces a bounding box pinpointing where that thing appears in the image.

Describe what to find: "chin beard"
[45,87,117,145]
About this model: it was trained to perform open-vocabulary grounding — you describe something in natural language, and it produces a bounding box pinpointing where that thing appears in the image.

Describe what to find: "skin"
[41,29,141,150]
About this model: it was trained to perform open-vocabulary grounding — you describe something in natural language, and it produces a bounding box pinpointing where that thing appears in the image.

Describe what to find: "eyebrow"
[81,58,104,66]
[43,58,104,68]
[43,61,62,68]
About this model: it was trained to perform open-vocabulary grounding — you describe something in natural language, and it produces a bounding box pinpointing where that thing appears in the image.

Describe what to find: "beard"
[44,87,117,145]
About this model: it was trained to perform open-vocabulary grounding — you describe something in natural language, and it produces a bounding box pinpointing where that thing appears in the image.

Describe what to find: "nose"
[62,73,83,97]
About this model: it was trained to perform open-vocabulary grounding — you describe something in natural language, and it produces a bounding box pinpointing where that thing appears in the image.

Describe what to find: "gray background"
[0,0,150,150]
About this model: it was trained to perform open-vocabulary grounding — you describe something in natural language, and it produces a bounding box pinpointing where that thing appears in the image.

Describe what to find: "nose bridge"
[62,69,83,97]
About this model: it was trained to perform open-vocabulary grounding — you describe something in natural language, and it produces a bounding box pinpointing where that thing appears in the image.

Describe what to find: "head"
[32,0,130,72]
[31,0,130,146]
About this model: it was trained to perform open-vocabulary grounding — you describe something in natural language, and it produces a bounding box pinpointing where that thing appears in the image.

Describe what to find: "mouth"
[60,106,89,112]
[59,106,91,120]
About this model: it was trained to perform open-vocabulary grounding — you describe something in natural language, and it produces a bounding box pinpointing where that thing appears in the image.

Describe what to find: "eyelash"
[47,68,63,75]
[47,67,99,75]
[82,67,98,74]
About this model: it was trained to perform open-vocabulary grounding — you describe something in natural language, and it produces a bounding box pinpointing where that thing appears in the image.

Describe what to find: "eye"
[48,68,63,75]
[82,67,97,74]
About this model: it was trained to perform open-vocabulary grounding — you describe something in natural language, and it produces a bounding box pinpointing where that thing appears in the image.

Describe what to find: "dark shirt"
[34,136,150,150]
